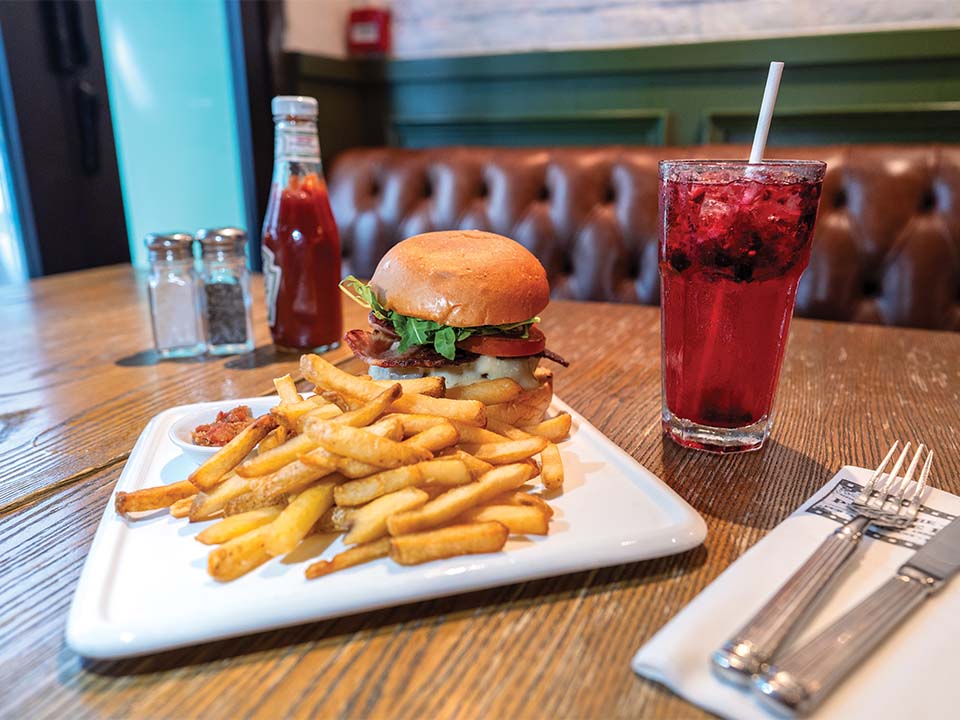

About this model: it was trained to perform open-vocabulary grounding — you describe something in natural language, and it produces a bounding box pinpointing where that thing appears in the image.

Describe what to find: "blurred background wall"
[0,0,957,283]
[285,0,959,58]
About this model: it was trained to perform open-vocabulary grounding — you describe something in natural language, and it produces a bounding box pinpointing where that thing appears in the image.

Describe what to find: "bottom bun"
[485,369,553,426]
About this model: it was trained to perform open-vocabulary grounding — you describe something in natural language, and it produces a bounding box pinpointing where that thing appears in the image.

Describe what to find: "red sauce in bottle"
[261,97,343,352]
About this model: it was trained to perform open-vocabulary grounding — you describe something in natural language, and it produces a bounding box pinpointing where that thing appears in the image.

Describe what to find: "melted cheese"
[369,355,541,389]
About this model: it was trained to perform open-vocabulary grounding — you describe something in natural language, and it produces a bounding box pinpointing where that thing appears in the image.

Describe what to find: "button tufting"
[328,145,960,331]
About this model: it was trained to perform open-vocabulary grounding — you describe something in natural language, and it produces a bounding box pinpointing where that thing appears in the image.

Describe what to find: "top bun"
[369,230,550,327]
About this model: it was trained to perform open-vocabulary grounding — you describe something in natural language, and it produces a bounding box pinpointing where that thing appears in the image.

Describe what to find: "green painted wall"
[295,28,960,150]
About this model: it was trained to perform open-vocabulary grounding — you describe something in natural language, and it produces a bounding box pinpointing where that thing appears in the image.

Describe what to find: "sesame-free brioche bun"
[369,230,550,327]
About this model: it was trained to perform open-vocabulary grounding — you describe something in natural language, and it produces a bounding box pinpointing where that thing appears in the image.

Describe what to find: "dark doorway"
[0,0,128,276]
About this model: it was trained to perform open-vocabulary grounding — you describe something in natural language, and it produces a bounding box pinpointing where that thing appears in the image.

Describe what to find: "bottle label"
[262,245,281,327]
[276,128,320,163]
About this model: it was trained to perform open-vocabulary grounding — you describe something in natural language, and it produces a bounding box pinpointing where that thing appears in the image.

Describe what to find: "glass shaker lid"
[145,232,195,262]
[197,227,247,256]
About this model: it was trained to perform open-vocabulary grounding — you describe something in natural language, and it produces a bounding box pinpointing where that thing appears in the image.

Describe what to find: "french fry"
[440,449,494,479]
[419,458,472,487]
[388,414,505,444]
[196,506,283,545]
[224,489,287,516]
[263,482,336,556]
[169,495,197,518]
[271,396,337,431]
[540,441,564,490]
[387,463,536,536]
[208,526,271,581]
[384,413,446,436]
[293,403,343,433]
[445,377,523,404]
[248,460,337,506]
[301,354,384,401]
[301,356,487,425]
[404,422,460,453]
[372,377,445,397]
[189,472,250,521]
[484,373,553,426]
[115,479,197,515]
[334,459,470,507]
[456,504,549,535]
[486,489,554,519]
[273,374,302,404]
[189,414,278,491]
[331,506,358,531]
[389,521,509,565]
[237,433,316,478]
[389,394,486,427]
[333,383,402,427]
[485,419,532,440]
[345,487,429,545]
[334,464,423,507]
[318,389,353,412]
[305,538,390,579]
[461,436,548,465]
[454,424,510,445]
[519,413,572,442]
[258,426,287,453]
[308,421,432,469]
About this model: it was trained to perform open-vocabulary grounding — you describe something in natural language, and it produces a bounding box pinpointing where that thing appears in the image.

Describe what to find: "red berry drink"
[659,160,825,453]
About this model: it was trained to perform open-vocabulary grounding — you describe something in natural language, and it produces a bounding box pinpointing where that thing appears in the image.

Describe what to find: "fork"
[712,442,932,685]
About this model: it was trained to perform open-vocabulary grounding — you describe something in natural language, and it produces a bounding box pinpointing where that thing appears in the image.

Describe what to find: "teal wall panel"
[97,0,248,268]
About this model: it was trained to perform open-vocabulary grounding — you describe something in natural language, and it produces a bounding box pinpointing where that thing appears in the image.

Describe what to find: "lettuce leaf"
[340,276,538,361]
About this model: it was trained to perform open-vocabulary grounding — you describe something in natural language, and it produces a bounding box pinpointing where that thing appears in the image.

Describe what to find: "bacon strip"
[344,330,457,368]
[539,348,570,367]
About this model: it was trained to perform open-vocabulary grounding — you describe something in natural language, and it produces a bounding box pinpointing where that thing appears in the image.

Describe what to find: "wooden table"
[2,265,959,719]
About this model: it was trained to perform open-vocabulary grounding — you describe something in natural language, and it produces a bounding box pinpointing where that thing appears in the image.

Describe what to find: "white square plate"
[67,397,706,659]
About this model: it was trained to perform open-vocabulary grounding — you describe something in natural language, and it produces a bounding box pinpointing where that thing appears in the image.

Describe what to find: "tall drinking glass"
[658,160,826,453]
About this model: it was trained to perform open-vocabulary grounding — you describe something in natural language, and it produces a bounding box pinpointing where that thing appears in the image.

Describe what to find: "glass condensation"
[145,233,206,358]
[198,228,255,355]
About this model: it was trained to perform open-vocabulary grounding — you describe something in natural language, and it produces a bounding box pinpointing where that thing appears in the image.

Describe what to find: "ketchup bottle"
[261,96,343,352]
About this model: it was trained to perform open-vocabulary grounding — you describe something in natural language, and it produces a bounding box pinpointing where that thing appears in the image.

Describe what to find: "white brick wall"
[284,0,960,59]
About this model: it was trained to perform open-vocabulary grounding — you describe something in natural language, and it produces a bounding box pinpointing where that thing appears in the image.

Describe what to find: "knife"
[752,515,960,716]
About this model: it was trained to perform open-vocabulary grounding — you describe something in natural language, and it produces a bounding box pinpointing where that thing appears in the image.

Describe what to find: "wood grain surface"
[2,266,959,719]
[0,266,366,511]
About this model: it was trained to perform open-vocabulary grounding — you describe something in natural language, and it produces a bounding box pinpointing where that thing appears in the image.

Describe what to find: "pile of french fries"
[115,354,572,582]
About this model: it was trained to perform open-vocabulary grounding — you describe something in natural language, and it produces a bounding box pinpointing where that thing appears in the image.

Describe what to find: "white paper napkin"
[632,465,960,720]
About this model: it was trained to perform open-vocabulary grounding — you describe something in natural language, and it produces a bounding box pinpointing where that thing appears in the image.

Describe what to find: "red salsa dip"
[192,405,254,446]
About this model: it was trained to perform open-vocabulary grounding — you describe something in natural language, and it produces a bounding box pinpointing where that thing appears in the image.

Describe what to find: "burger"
[340,230,568,422]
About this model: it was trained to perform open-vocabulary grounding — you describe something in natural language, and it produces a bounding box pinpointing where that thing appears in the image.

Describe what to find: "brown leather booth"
[329,145,960,331]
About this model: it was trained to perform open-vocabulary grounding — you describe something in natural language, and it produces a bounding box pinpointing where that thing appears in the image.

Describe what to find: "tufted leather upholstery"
[328,145,960,331]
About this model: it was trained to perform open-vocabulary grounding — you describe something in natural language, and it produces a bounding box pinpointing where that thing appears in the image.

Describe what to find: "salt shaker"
[197,227,255,355]
[145,233,206,358]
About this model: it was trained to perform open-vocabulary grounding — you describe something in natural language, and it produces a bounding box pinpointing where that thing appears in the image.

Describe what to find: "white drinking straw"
[749,61,784,163]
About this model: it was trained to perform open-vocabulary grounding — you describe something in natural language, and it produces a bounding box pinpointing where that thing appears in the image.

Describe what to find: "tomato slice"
[456,326,546,357]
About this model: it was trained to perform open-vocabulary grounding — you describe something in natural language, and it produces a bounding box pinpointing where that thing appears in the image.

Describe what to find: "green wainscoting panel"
[392,110,669,147]
[706,102,960,145]
[294,28,960,150]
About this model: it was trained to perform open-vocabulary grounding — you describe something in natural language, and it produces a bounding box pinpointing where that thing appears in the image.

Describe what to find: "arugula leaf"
[339,276,539,361]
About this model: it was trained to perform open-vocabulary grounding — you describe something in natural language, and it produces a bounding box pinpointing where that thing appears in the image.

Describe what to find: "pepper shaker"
[197,227,255,355]
[145,233,207,358]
